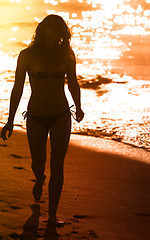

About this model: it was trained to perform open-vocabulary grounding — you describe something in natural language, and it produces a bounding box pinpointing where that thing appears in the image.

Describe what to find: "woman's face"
[43,28,60,51]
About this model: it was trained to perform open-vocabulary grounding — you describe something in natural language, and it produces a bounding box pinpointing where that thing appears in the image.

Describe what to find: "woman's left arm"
[66,49,84,122]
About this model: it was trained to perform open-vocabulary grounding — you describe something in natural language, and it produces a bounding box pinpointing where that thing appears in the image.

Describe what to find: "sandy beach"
[0,126,150,240]
[0,1,150,240]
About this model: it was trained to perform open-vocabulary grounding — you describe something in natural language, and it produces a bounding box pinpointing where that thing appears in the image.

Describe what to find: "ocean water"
[0,0,150,151]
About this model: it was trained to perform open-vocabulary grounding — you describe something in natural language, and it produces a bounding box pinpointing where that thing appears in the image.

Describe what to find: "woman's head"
[30,14,71,53]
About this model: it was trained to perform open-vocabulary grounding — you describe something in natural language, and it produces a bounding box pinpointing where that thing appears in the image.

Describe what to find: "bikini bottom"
[23,110,70,130]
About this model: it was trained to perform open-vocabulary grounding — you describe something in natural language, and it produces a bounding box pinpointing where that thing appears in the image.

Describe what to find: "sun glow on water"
[11,26,19,32]
[44,0,58,5]
[1,0,150,74]
[34,17,42,23]
[0,0,150,150]
[0,51,16,71]
[9,37,16,42]
[26,6,31,10]
[10,0,21,2]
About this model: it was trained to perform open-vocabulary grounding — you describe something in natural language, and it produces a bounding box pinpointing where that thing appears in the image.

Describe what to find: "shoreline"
[1,123,150,154]
[0,127,150,239]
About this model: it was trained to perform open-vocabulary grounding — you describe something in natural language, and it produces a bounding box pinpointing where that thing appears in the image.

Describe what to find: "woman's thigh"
[26,116,48,160]
[49,111,71,168]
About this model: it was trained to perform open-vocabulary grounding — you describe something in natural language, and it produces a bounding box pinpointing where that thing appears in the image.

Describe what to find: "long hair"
[28,15,72,67]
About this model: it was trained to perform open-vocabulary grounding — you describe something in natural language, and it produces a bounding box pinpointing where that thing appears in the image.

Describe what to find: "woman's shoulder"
[19,47,32,58]
[65,47,76,65]
[16,48,33,70]
[69,47,76,61]
[16,48,31,65]
[18,47,35,64]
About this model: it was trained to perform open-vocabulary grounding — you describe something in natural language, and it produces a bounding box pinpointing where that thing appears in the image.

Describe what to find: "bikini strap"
[22,111,28,120]
[69,105,78,121]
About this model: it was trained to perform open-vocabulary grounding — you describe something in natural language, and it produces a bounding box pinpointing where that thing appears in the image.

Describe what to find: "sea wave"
[0,70,150,151]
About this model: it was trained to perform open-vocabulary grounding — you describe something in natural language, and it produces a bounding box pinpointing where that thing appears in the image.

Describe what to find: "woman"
[1,14,84,227]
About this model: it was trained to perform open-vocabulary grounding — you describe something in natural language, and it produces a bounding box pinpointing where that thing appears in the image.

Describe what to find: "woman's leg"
[49,112,71,220]
[26,117,48,199]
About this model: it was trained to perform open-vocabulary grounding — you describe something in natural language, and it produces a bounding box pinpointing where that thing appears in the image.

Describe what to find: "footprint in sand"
[65,233,71,236]
[10,154,22,159]
[1,209,9,212]
[69,218,79,223]
[64,222,72,225]
[70,216,99,239]
[10,205,21,210]
[88,230,98,238]
[70,230,79,234]
[73,215,88,219]
[8,232,20,239]
[135,212,150,217]
[75,237,89,239]
[73,215,98,220]
[0,144,7,147]
[13,166,26,170]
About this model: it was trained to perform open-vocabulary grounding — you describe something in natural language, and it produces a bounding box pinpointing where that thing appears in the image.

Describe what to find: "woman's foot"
[48,218,65,228]
[33,175,46,201]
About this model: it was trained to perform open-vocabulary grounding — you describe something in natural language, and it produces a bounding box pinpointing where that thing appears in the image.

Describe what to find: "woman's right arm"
[1,50,27,140]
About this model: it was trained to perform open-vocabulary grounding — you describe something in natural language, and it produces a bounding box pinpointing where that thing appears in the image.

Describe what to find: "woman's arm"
[66,49,84,122]
[8,50,27,123]
[1,50,27,140]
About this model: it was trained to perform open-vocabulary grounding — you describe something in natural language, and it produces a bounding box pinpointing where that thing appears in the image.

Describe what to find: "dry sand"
[0,127,150,240]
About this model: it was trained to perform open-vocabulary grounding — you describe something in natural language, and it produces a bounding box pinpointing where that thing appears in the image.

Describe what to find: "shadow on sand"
[19,204,59,240]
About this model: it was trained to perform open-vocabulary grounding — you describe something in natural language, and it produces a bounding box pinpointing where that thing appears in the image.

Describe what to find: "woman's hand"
[76,107,84,123]
[1,121,13,141]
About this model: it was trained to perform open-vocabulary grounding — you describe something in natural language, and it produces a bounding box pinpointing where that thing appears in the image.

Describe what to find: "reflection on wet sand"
[20,204,41,240]
[19,204,59,240]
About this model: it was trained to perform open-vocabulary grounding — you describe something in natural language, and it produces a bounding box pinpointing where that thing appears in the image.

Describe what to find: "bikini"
[23,70,76,129]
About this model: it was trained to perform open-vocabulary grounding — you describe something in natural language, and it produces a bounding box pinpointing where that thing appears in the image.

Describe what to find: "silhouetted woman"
[1,15,84,227]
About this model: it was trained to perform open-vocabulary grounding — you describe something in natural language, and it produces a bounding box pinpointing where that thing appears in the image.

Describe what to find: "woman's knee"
[50,163,64,177]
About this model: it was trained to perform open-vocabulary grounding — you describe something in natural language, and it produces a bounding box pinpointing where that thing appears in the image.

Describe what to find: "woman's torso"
[25,48,69,116]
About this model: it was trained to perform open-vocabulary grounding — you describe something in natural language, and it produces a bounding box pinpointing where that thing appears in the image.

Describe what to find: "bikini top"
[29,70,66,79]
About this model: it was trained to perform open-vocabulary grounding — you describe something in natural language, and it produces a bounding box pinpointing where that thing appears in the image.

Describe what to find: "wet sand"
[0,127,150,240]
